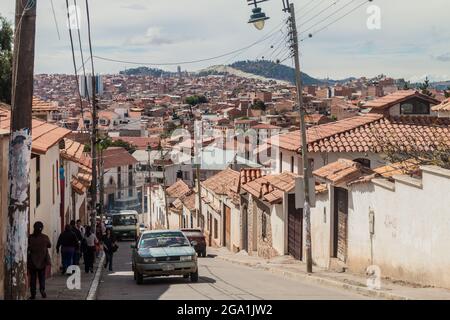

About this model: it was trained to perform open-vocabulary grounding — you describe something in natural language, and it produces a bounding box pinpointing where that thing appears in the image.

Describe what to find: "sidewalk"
[36,253,105,300]
[210,247,450,300]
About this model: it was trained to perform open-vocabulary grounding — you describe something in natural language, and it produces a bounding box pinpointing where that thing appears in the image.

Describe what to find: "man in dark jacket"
[57,225,79,274]
[70,220,83,265]
[28,221,51,299]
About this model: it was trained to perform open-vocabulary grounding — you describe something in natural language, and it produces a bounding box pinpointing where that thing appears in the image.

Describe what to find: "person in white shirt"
[83,226,98,273]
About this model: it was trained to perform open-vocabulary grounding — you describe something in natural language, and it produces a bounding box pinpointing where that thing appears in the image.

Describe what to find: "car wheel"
[136,271,144,285]
[190,269,199,282]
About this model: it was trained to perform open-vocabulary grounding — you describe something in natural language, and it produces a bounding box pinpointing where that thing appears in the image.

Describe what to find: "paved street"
[97,242,369,300]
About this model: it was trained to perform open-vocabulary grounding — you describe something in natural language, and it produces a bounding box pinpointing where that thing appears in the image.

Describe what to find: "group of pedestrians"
[27,218,118,300]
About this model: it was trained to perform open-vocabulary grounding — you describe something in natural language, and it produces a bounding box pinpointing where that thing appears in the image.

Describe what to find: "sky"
[0,0,449,81]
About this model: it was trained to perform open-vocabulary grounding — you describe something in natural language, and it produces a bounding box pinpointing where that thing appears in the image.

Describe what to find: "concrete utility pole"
[147,145,152,229]
[160,148,169,229]
[90,77,98,232]
[4,0,37,300]
[196,164,203,229]
[287,2,313,273]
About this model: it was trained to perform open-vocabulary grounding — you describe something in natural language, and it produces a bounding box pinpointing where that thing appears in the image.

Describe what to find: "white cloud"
[126,27,173,46]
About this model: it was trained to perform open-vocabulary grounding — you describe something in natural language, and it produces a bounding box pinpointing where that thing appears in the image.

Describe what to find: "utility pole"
[160,148,169,229]
[147,144,152,229]
[287,2,313,273]
[90,77,98,232]
[196,164,203,229]
[98,143,104,223]
[4,0,37,300]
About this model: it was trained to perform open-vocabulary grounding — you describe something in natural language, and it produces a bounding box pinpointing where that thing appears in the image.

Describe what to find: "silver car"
[131,230,198,285]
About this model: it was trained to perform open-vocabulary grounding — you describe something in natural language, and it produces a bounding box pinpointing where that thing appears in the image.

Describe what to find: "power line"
[50,0,61,40]
[92,17,290,67]
[300,0,370,41]
[298,0,362,37]
[300,0,341,28]
[74,0,91,109]
[65,0,85,129]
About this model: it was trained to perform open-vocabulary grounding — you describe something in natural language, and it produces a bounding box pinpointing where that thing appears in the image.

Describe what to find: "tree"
[0,15,13,104]
[84,137,136,154]
[251,100,266,111]
[185,95,208,106]
[445,86,450,98]
[419,77,433,97]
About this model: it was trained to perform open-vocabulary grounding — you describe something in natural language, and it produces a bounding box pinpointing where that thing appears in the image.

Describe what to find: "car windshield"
[112,214,137,226]
[139,232,190,248]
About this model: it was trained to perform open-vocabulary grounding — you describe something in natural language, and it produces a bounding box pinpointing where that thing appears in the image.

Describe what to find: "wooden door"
[224,206,231,249]
[333,187,348,262]
[242,205,248,251]
[288,194,303,260]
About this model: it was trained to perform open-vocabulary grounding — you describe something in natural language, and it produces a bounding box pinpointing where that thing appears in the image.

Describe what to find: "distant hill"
[229,60,325,86]
[119,67,173,77]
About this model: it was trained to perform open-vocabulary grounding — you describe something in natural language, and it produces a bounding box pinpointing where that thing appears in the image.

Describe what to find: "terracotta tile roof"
[180,191,196,211]
[241,172,298,204]
[166,180,190,198]
[61,138,85,163]
[270,114,383,152]
[102,147,138,169]
[112,136,160,150]
[32,97,58,112]
[315,183,328,194]
[432,98,450,112]
[313,159,371,186]
[77,169,92,186]
[71,176,87,195]
[364,90,440,110]
[270,115,450,154]
[251,123,281,130]
[372,159,420,178]
[0,105,71,154]
[202,168,240,195]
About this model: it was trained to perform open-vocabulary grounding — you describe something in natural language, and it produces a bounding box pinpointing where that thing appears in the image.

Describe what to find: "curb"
[86,253,106,300]
[216,255,411,300]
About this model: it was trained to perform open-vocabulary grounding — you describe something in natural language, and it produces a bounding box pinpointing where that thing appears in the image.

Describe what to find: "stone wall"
[246,195,279,259]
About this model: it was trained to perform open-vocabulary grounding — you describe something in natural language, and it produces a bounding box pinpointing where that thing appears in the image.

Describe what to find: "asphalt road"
[96,241,369,300]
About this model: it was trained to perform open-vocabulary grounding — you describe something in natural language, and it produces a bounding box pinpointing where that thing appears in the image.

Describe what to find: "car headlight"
[143,257,156,263]
[180,255,193,261]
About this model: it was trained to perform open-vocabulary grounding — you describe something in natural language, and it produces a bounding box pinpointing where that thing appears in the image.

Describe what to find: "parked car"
[131,230,198,285]
[181,228,207,257]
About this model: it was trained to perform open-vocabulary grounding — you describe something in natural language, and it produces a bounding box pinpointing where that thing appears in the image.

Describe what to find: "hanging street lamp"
[247,0,270,30]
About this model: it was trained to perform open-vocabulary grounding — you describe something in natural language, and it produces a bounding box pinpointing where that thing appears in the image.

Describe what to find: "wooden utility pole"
[287,2,313,273]
[98,144,104,222]
[4,0,37,300]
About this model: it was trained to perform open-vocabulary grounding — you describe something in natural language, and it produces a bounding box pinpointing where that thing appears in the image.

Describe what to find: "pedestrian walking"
[70,220,83,265]
[76,219,85,238]
[83,226,98,273]
[102,228,117,272]
[28,221,51,300]
[56,225,79,274]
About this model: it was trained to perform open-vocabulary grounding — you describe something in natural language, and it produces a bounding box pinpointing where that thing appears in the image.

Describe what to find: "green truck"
[111,210,139,240]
